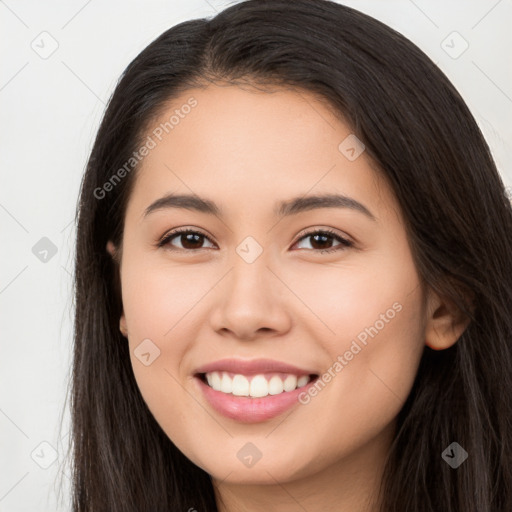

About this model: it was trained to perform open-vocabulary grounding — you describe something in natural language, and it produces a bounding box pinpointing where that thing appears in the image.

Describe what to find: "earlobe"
[106,240,116,259]
[424,289,471,351]
[120,314,128,338]
[107,240,126,337]
[107,240,123,265]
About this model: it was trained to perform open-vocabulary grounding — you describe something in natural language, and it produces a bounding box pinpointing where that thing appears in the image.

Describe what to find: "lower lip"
[194,375,318,423]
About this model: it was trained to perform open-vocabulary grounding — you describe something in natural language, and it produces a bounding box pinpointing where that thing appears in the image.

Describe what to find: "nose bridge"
[228,236,274,299]
[209,235,291,338]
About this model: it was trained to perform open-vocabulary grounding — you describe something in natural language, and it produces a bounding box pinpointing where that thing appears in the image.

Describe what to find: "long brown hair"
[61,0,512,510]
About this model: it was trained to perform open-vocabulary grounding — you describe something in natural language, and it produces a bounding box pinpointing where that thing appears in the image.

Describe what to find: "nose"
[209,253,292,341]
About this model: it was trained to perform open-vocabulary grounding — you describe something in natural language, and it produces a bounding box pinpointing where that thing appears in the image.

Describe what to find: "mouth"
[194,371,320,423]
[195,371,319,398]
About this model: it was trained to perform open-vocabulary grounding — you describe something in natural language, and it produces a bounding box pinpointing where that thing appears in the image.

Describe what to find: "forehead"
[126,84,397,223]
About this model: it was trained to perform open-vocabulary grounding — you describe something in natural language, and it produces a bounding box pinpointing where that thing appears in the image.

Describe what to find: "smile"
[202,371,314,398]
[194,372,319,423]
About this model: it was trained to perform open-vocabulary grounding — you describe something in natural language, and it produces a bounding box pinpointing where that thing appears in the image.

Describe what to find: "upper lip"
[194,358,318,377]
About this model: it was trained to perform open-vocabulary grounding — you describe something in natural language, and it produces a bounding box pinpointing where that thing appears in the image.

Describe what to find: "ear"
[106,240,117,260]
[106,240,127,337]
[424,288,471,350]
[119,313,128,338]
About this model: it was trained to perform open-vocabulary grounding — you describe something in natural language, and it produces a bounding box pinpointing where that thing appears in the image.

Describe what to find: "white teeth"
[268,376,284,395]
[220,373,232,394]
[203,371,312,397]
[211,372,222,391]
[232,374,250,396]
[250,375,268,397]
[283,374,297,391]
[297,375,309,387]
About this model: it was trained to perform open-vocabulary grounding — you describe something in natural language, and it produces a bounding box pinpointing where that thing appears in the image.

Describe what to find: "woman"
[66,0,512,510]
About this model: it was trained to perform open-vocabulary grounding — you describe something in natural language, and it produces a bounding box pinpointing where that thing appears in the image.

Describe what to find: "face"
[110,83,432,486]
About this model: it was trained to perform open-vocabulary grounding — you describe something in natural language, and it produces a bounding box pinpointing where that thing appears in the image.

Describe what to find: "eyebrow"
[143,192,376,221]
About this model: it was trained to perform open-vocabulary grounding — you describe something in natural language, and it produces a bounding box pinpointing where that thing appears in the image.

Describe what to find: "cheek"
[320,290,424,458]
[278,250,422,348]
[326,279,425,436]
[119,259,209,419]
[121,258,213,338]
[289,272,426,475]
[296,249,426,420]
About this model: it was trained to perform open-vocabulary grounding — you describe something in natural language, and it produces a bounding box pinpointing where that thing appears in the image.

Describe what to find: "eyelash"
[157,227,353,254]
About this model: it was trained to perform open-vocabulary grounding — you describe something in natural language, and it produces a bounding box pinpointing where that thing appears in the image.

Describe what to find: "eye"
[157,227,353,254]
[157,228,216,251]
[292,228,353,253]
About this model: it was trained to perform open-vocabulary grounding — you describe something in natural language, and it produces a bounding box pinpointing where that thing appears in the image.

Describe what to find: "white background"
[1,1,511,510]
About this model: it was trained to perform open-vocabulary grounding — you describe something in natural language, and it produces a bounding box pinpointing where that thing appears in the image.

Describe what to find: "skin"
[107,83,468,511]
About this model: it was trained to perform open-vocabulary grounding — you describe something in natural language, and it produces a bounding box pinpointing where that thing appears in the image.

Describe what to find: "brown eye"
[293,229,353,253]
[158,229,216,251]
